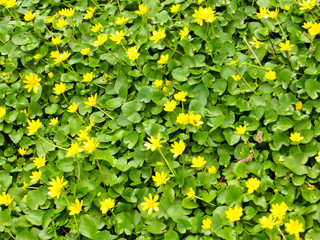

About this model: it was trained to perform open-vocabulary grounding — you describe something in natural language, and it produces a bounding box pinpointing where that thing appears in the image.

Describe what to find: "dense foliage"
[0,0,320,239]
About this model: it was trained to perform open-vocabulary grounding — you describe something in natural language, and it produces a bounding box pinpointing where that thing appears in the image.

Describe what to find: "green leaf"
[283,153,309,175]
[305,79,320,99]
[27,190,46,210]
[56,158,75,172]
[172,68,190,82]
[79,215,104,239]
[9,128,24,144]
[146,221,166,234]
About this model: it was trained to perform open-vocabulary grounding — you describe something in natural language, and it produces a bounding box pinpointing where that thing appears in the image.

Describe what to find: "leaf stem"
[158,148,177,176]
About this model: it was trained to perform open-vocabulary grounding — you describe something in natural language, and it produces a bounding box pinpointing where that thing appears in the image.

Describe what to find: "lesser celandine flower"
[69,199,83,215]
[154,79,163,88]
[56,18,68,28]
[202,218,212,229]
[53,82,66,95]
[34,54,41,60]
[27,119,42,135]
[284,5,291,10]
[268,8,279,19]
[33,156,46,168]
[285,219,304,239]
[83,72,93,82]
[24,11,35,21]
[110,30,125,44]
[208,166,217,174]
[157,162,164,166]
[192,7,216,26]
[100,198,115,214]
[245,178,260,193]
[249,36,264,48]
[174,91,187,101]
[0,106,5,118]
[140,194,160,215]
[186,187,195,199]
[144,133,166,151]
[4,0,17,8]
[59,8,75,17]
[24,72,41,93]
[170,140,185,158]
[265,70,276,80]
[152,171,170,186]
[296,101,303,110]
[259,215,280,229]
[90,22,103,32]
[302,21,314,29]
[68,103,78,113]
[66,142,83,157]
[81,47,90,55]
[308,22,320,35]
[270,202,288,220]
[170,4,180,13]
[179,27,189,40]
[235,125,246,135]
[157,54,169,64]
[299,0,317,10]
[93,34,108,47]
[289,132,304,142]
[279,40,294,51]
[163,100,176,112]
[126,46,140,61]
[191,156,206,168]
[189,111,203,126]
[135,4,148,15]
[18,147,26,156]
[83,138,99,153]
[115,16,128,25]
[0,192,13,206]
[225,206,243,222]
[48,176,68,199]
[232,75,241,81]
[49,117,58,126]
[150,29,166,44]
[315,151,320,162]
[52,36,63,45]
[76,129,89,141]
[176,113,190,125]
[256,7,269,19]
[46,15,55,23]
[84,7,95,19]
[30,171,41,183]
[84,93,97,108]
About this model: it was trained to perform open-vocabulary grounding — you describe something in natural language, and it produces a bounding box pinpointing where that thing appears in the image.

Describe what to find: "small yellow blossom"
[259,215,280,229]
[34,54,41,60]
[189,111,203,126]
[192,7,216,26]
[76,129,89,141]
[225,205,243,222]
[59,8,75,18]
[33,156,46,168]
[279,40,294,51]
[140,194,159,215]
[90,22,103,33]
[84,93,97,108]
[83,137,99,153]
[179,27,189,40]
[162,86,168,92]
[4,0,17,8]
[285,219,304,239]
[52,36,63,45]
[53,82,66,95]
[48,176,68,199]
[315,151,320,163]
[232,75,241,81]
[270,202,288,220]
[30,171,42,183]
[69,199,83,215]
[154,79,163,88]
[27,119,42,135]
[150,29,166,44]
[152,171,170,186]
[208,166,217,174]
[284,5,291,11]
[81,47,90,55]
[265,70,276,80]
[268,8,279,19]
[176,113,190,125]
[256,7,269,19]
[249,36,265,48]
[245,178,260,193]
[22,181,28,189]
[45,15,55,23]
[202,218,212,229]
[56,18,68,28]
[191,156,206,168]
[235,125,246,135]
[66,142,83,157]
[163,100,176,112]
[93,34,108,47]
[289,132,304,142]
[24,72,41,93]
[174,91,187,101]
[126,46,140,61]
[308,22,320,35]
[115,16,128,25]
[49,117,58,126]
[0,192,13,206]
[156,161,164,166]
[302,21,313,29]
[166,80,171,86]
[18,147,27,156]
[296,101,302,110]
[157,54,169,64]
[68,103,78,113]
[170,140,185,158]
[0,107,5,118]
[100,198,115,214]
[186,187,195,199]
[85,117,95,132]
[226,59,239,66]
[84,7,95,19]
[83,72,94,82]
[144,133,166,151]
[24,11,35,21]
[110,30,125,44]
[170,4,180,13]
[299,0,317,11]
[135,4,148,15]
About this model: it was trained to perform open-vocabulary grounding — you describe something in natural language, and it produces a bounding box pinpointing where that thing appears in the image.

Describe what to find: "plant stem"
[143,15,149,39]
[234,66,258,95]
[0,222,15,239]
[195,196,215,207]
[277,227,287,240]
[161,39,183,55]
[37,134,68,150]
[95,105,114,120]
[158,148,177,176]
[124,25,138,45]
[75,155,81,183]
[8,8,25,31]
[210,22,216,38]
[244,38,263,67]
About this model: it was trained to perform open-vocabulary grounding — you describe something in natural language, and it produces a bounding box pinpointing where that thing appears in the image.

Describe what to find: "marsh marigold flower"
[235,125,246,135]
[285,219,304,238]
[225,205,243,222]
[53,82,66,95]
[66,142,83,157]
[170,140,185,158]
[152,171,170,186]
[0,107,5,118]
[150,29,166,44]
[174,91,187,101]
[191,156,206,168]
[27,119,42,135]
[24,72,41,93]
[144,133,166,151]
[33,156,46,168]
[48,176,68,199]
[290,132,304,142]
[279,40,294,51]
[0,192,13,206]
[163,100,176,112]
[126,46,140,61]
[202,218,212,229]
[265,70,276,80]
[157,54,169,64]
[246,178,260,193]
[69,199,83,215]
[140,194,160,215]
[135,4,148,15]
[84,93,97,108]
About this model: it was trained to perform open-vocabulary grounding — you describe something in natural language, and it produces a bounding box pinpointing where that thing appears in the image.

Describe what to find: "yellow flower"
[156,161,164,166]
[192,6,216,26]
[279,40,294,51]
[69,199,83,215]
[166,80,172,86]
[163,100,176,112]
[268,8,279,19]
[24,11,35,21]
[84,7,95,19]
[259,215,280,229]
[51,51,71,64]
[152,171,170,186]
[144,133,166,151]
[225,205,243,222]
[202,218,212,229]
[176,113,190,125]
[76,129,89,141]
[52,36,63,45]
[157,54,169,64]
[170,140,185,158]
[170,4,180,13]
[33,53,41,60]
[150,29,166,44]
[285,219,304,239]
[245,178,260,193]
[299,0,317,10]
[232,75,241,81]
[126,46,140,61]
[163,86,168,92]
[93,34,108,47]
[22,181,28,189]
[45,15,56,23]
[154,79,163,88]
[83,72,94,82]
[174,91,187,101]
[140,194,160,215]
[0,192,13,206]
[289,132,304,142]
[135,4,148,15]
[179,27,189,40]
[226,59,239,66]
[189,111,203,126]
[80,47,90,55]
[208,166,217,174]
[4,0,16,8]
[296,101,303,110]
[270,202,288,220]
[48,176,68,199]
[33,156,46,168]
[235,125,246,135]
[27,119,42,135]
[30,171,42,183]
[284,5,291,11]
[18,147,27,156]
[115,16,128,25]
[265,70,276,80]
[90,22,103,32]
[65,142,83,157]
[308,22,320,35]
[49,117,58,126]
[256,7,269,19]
[59,8,75,18]
[249,36,265,48]
[56,18,68,28]
[68,102,78,113]
[100,198,115,214]
[85,117,95,132]
[23,72,41,93]
[83,137,99,153]
[110,30,125,44]
[302,21,313,29]
[186,187,195,199]
[315,151,320,163]
[84,93,97,108]
[191,156,206,168]
[0,106,5,118]
[53,82,66,95]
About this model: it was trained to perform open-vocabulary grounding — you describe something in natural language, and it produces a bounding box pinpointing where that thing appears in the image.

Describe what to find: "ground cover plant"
[0,0,320,239]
